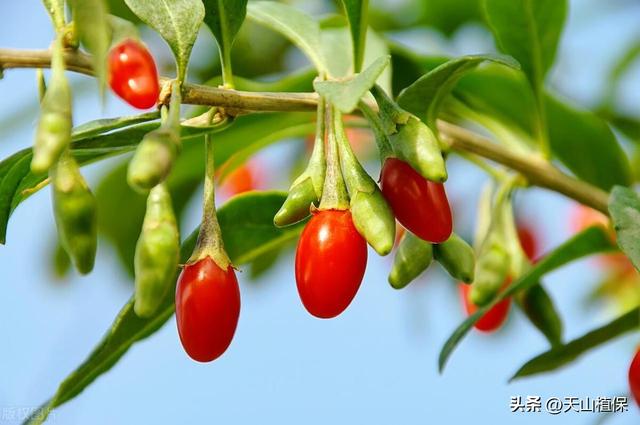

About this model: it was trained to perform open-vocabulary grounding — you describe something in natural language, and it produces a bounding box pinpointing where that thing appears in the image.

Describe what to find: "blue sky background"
[1,0,639,424]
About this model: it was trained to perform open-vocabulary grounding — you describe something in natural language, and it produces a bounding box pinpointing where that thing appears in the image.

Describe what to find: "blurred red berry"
[460,280,511,333]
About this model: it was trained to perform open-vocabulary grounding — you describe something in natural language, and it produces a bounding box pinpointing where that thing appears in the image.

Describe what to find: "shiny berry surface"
[175,257,240,362]
[380,158,452,243]
[108,39,160,109]
[295,210,367,318]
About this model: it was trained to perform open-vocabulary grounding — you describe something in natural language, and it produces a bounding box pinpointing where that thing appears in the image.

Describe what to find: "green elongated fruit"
[127,127,180,192]
[273,175,317,227]
[388,232,433,289]
[333,108,394,255]
[434,233,475,283]
[51,154,98,274]
[32,39,72,174]
[389,115,447,182]
[350,188,395,256]
[275,98,326,227]
[469,238,510,306]
[133,184,180,317]
[517,284,564,347]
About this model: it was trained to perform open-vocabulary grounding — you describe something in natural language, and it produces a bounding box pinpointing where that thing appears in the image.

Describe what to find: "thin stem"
[437,121,609,214]
[352,0,369,73]
[220,47,234,89]
[0,47,610,215]
[334,108,376,194]
[359,100,393,161]
[319,105,350,211]
[166,80,182,130]
[306,96,326,196]
[189,111,231,268]
[203,134,217,231]
[532,81,550,159]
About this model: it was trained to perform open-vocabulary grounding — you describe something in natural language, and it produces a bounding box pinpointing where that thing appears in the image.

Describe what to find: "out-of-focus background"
[1,0,639,424]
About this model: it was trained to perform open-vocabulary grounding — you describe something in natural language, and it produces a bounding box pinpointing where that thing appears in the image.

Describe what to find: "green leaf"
[124,0,205,81]
[0,118,228,244]
[482,0,567,86]
[95,155,200,276]
[451,65,632,190]
[25,191,304,425]
[602,40,640,110]
[313,55,389,113]
[340,0,369,72]
[418,0,482,36]
[609,186,640,271]
[438,226,616,372]
[397,54,519,128]
[510,307,640,380]
[93,68,317,273]
[95,112,314,273]
[215,112,315,182]
[71,111,160,140]
[248,247,284,280]
[202,0,248,84]
[69,0,111,93]
[516,283,564,347]
[604,112,640,143]
[219,192,306,263]
[319,26,391,93]
[247,1,328,75]
[545,95,632,190]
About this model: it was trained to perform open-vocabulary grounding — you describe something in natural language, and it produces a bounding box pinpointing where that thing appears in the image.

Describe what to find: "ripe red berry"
[380,158,452,243]
[175,256,240,362]
[460,282,511,332]
[630,348,640,406]
[108,39,160,109]
[295,210,367,318]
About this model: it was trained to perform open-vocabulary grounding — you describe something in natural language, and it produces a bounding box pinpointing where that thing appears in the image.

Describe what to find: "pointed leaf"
[319,26,391,92]
[339,0,369,72]
[69,0,111,92]
[438,226,616,372]
[452,65,632,190]
[41,0,66,31]
[397,54,518,128]
[482,0,567,86]
[94,111,313,273]
[124,0,205,81]
[314,55,389,113]
[0,117,229,244]
[25,191,304,425]
[609,186,640,271]
[247,1,328,75]
[510,307,640,380]
[202,0,247,77]
[71,111,160,140]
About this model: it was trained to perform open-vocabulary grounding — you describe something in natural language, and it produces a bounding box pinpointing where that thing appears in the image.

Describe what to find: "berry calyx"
[175,256,240,362]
